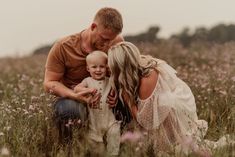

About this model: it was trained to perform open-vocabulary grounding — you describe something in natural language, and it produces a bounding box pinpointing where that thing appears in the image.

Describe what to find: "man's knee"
[53,98,87,123]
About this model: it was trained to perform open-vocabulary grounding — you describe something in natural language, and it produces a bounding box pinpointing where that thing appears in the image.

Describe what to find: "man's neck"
[81,29,94,54]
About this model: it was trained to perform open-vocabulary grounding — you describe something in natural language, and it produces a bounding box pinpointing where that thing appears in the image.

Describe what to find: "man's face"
[90,24,118,51]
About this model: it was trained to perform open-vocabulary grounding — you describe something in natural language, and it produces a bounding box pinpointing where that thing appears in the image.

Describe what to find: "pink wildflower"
[120,131,143,143]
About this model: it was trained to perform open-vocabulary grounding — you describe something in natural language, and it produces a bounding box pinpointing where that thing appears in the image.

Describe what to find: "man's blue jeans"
[53,98,87,144]
[53,97,132,144]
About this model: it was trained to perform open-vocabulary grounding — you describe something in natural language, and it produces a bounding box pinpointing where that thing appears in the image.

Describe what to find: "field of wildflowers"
[0,42,234,156]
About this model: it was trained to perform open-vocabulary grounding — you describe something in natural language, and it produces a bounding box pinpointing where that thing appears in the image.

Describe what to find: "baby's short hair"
[86,50,108,63]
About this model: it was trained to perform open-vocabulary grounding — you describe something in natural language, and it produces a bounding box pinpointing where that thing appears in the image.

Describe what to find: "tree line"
[125,23,235,47]
[171,23,235,47]
[33,23,235,55]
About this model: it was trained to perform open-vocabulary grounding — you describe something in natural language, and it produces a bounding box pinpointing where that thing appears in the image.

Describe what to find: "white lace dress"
[136,58,208,152]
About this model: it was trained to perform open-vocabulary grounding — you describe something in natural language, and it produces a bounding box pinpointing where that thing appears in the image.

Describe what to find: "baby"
[74,51,120,156]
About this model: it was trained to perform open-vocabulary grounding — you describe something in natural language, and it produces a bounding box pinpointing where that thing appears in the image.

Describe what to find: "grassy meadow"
[0,41,234,157]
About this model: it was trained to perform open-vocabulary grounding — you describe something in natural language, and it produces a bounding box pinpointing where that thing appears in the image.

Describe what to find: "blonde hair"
[108,42,158,109]
[86,50,108,64]
[94,7,123,34]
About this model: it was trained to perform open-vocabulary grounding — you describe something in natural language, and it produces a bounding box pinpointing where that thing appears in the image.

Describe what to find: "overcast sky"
[0,0,234,57]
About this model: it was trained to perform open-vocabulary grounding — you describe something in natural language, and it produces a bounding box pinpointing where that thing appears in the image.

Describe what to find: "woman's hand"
[88,92,102,109]
[107,88,118,108]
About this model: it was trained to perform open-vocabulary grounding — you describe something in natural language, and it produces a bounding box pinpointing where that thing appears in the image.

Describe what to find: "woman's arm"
[139,70,158,100]
[121,70,158,119]
[122,91,138,120]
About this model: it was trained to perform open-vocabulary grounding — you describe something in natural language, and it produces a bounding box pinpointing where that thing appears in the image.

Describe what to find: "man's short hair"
[94,7,123,34]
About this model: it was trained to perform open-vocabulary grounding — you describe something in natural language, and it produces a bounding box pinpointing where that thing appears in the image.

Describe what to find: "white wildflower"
[0,147,10,156]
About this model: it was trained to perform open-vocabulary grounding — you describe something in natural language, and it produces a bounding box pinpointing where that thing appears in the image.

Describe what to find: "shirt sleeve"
[45,42,65,74]
[80,77,88,87]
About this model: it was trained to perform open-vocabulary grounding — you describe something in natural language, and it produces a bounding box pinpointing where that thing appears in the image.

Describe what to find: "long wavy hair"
[108,42,158,109]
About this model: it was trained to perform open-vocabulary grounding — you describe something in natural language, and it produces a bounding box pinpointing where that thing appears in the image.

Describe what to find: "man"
[43,7,131,144]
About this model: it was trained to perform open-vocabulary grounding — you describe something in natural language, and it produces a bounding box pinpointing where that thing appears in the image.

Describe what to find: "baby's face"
[87,58,107,80]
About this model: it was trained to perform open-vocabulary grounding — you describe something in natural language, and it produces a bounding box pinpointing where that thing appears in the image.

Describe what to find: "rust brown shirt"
[45,32,121,89]
[45,32,89,88]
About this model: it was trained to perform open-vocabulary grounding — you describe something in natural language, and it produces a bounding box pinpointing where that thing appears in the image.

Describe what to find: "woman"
[107,41,211,156]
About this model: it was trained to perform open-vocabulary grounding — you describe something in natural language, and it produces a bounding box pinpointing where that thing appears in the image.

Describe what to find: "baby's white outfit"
[82,77,120,155]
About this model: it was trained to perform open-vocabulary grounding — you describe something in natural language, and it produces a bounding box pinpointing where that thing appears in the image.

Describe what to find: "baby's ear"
[86,66,90,72]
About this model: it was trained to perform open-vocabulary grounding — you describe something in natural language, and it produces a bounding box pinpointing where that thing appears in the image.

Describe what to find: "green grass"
[0,42,234,156]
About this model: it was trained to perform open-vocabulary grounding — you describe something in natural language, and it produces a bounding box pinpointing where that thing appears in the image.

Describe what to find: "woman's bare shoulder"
[139,70,158,99]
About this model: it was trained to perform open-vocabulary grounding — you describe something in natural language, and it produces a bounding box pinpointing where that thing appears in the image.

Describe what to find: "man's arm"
[44,69,73,97]
[43,69,94,103]
[74,80,89,93]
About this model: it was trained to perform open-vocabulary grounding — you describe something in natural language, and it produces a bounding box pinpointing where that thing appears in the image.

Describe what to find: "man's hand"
[73,88,97,104]
[74,86,102,109]
[107,88,118,108]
